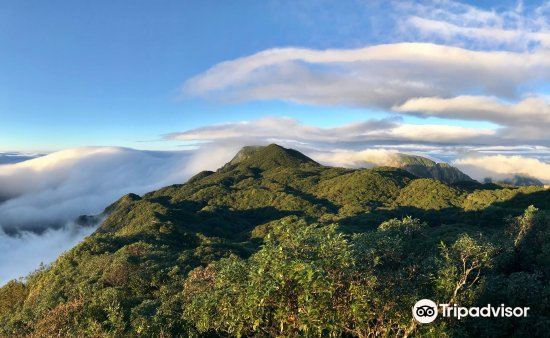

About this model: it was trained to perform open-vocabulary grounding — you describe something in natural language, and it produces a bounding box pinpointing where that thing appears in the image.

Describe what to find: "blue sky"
[0,0,547,151]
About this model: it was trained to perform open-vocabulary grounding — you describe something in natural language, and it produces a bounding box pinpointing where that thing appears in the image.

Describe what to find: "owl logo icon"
[413,299,438,323]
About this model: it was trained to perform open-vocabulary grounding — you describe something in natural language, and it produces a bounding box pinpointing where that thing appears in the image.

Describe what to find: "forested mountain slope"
[1,144,548,337]
[394,153,474,184]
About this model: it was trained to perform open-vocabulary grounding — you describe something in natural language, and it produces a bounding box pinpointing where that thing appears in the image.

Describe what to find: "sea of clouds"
[0,146,228,285]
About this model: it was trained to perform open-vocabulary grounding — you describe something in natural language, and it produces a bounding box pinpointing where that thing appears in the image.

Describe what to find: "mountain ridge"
[224,144,473,185]
[1,144,548,337]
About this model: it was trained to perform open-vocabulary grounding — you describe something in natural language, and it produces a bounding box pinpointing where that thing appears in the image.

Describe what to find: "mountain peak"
[395,154,473,184]
[225,144,319,170]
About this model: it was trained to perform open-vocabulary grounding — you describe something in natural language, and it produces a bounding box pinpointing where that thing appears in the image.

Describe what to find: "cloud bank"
[0,147,232,284]
[454,154,550,183]
[0,147,194,232]
[310,149,403,168]
[0,222,96,285]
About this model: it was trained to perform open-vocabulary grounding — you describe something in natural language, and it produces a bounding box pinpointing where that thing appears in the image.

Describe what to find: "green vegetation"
[1,144,548,337]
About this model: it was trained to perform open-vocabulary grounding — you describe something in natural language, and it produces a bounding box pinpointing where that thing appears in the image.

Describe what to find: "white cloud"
[399,0,550,50]
[310,148,403,168]
[454,154,550,183]
[394,95,550,126]
[0,146,235,285]
[168,116,495,145]
[183,42,549,108]
[0,147,228,232]
[405,16,550,49]
[376,123,495,142]
[0,222,96,286]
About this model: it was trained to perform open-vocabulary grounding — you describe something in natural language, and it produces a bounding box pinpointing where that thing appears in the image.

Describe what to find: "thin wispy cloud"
[167,117,496,146]
[398,0,550,50]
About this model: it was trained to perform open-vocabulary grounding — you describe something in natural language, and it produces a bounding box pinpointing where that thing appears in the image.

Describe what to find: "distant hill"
[0,152,42,165]
[394,153,474,184]
[493,174,544,187]
[1,144,548,337]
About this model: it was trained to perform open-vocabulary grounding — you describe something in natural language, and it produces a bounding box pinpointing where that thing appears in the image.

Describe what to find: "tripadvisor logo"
[412,299,530,324]
[413,299,438,323]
